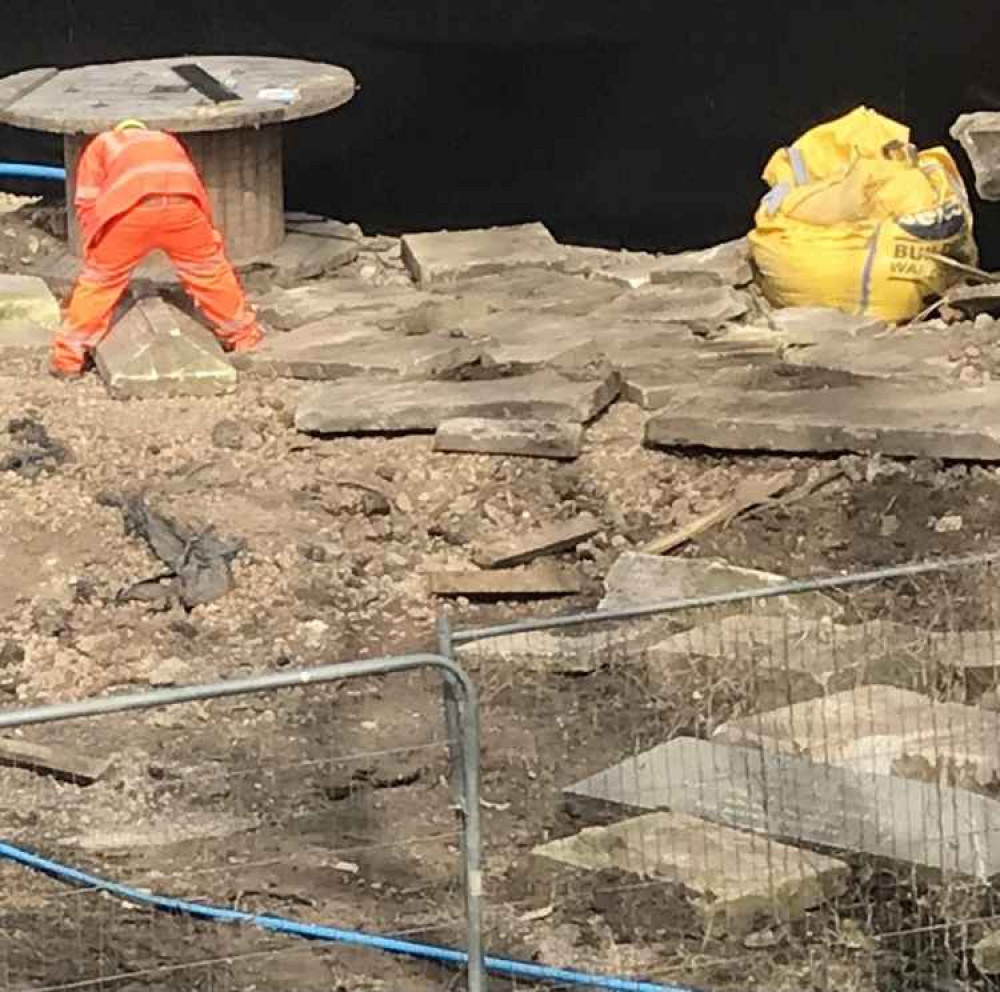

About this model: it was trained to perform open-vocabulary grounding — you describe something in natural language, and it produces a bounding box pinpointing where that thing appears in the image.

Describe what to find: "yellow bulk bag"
[748,106,977,322]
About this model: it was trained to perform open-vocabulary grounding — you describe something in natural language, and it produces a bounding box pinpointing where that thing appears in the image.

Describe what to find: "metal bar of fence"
[450,549,1000,645]
[0,653,486,992]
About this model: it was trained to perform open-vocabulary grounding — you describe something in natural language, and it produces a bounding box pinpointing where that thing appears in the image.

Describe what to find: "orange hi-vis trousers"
[51,194,263,374]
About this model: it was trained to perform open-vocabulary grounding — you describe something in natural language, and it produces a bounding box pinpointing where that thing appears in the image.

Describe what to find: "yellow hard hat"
[114,119,147,132]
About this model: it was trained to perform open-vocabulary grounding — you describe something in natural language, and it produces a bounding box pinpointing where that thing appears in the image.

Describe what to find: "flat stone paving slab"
[295,369,621,435]
[428,563,582,598]
[560,245,666,289]
[434,418,583,459]
[95,297,237,399]
[233,318,484,380]
[592,284,748,326]
[253,282,434,332]
[566,736,1000,877]
[600,553,839,620]
[534,811,850,936]
[0,273,60,328]
[645,381,1000,461]
[474,514,600,569]
[716,685,1000,791]
[650,238,753,288]
[401,223,568,286]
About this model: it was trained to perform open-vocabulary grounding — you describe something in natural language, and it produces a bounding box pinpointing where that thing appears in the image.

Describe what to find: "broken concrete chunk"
[295,370,620,435]
[401,223,568,286]
[975,931,1000,975]
[474,514,600,569]
[566,736,1000,876]
[942,282,1000,318]
[95,298,237,399]
[534,811,849,936]
[457,628,608,674]
[715,685,1000,791]
[766,306,887,344]
[428,563,582,598]
[249,231,359,288]
[233,319,484,381]
[252,283,434,332]
[645,382,1000,461]
[952,113,1000,200]
[0,273,60,328]
[435,418,583,459]
[650,239,753,288]
[600,553,839,619]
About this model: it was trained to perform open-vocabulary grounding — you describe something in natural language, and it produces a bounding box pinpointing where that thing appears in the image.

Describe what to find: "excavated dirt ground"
[3,211,1000,992]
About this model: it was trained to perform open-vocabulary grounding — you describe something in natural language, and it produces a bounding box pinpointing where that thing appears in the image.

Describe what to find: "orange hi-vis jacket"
[74,130,212,248]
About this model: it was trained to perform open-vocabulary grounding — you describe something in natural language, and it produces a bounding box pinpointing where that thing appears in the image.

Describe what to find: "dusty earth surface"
[2,206,1000,992]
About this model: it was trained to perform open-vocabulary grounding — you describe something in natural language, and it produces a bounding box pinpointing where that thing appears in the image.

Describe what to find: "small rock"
[396,493,415,514]
[975,314,995,330]
[880,514,900,538]
[0,641,24,668]
[212,419,248,451]
[934,514,964,534]
[362,491,392,517]
[147,657,191,687]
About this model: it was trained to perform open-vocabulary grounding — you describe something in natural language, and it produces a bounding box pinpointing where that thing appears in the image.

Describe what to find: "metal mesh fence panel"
[0,656,482,992]
[450,555,1000,992]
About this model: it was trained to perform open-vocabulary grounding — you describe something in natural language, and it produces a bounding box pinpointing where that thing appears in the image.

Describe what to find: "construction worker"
[51,119,263,378]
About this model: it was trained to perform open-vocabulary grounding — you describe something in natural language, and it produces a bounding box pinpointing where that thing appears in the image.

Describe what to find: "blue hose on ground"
[0,163,66,181]
[0,840,696,992]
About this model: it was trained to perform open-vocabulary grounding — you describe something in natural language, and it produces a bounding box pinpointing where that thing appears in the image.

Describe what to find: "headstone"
[644,382,1000,461]
[566,736,1000,877]
[95,298,237,399]
[600,553,840,620]
[401,223,568,286]
[474,514,600,569]
[434,418,583,459]
[952,113,1000,200]
[295,369,621,435]
[650,239,753,288]
[534,811,850,936]
[715,685,1000,791]
[232,318,485,380]
[428,563,582,598]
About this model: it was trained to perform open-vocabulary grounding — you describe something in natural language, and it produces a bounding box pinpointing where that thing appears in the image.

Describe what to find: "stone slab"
[456,628,612,674]
[783,322,959,383]
[952,113,1000,201]
[559,245,665,289]
[600,553,839,620]
[474,514,600,569]
[428,267,624,316]
[643,616,925,710]
[944,282,1000,317]
[95,297,237,399]
[246,231,359,288]
[0,273,60,328]
[765,307,887,343]
[591,284,748,325]
[434,418,583,459]
[232,319,484,380]
[0,736,112,785]
[401,223,568,287]
[295,370,621,435]
[252,282,434,332]
[534,811,850,936]
[715,685,1000,791]
[645,381,1000,461]
[428,563,582,598]
[650,239,753,288]
[0,322,52,359]
[566,736,1000,877]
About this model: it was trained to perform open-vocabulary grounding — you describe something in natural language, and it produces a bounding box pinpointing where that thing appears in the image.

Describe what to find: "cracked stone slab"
[650,239,753,288]
[434,418,583,459]
[591,284,748,325]
[252,282,435,332]
[715,685,1000,791]
[95,297,237,399]
[534,812,849,936]
[645,381,1000,461]
[401,223,568,286]
[566,736,1000,876]
[765,307,889,345]
[232,318,485,380]
[296,369,620,435]
[559,245,666,289]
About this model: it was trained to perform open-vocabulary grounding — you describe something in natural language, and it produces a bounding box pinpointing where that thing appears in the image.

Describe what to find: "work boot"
[49,365,84,381]
[229,323,265,353]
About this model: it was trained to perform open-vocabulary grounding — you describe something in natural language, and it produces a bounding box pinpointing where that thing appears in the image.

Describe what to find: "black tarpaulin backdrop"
[2,1,999,258]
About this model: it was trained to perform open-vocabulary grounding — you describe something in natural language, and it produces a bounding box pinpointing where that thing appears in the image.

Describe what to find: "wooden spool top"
[0,56,357,135]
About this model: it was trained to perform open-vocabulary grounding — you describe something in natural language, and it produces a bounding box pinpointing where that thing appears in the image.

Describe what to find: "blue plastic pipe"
[0,163,66,181]
[0,840,696,992]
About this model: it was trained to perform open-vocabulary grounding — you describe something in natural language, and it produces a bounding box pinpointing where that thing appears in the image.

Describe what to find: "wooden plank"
[0,736,112,784]
[474,514,600,569]
[429,563,582,598]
